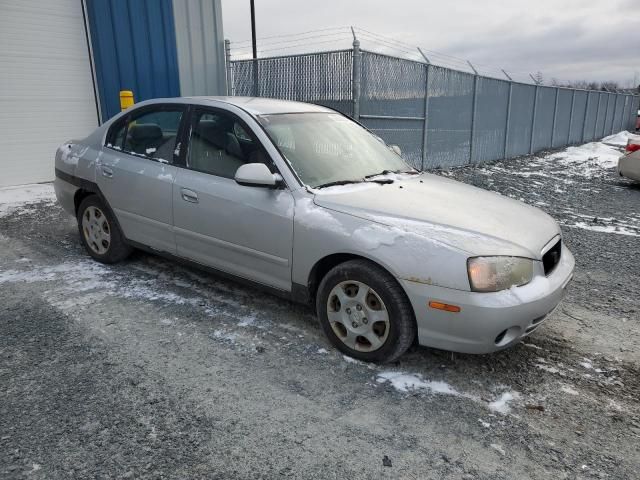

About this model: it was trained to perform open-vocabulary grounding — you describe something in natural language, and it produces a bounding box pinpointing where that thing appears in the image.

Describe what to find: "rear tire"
[316,259,416,363]
[77,195,132,264]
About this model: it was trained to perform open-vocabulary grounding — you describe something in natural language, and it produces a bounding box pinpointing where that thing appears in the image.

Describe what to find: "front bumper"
[401,244,575,354]
[618,153,640,182]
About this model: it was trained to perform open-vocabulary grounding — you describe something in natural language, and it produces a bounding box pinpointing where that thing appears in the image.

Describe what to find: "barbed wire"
[231,35,354,57]
[227,26,622,88]
[229,26,351,45]
[229,30,353,52]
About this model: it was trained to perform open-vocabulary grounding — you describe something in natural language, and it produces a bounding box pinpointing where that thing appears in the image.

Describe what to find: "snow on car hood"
[312,173,560,259]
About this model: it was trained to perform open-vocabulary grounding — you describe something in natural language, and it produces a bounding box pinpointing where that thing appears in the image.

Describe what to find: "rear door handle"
[101,166,114,178]
[180,188,199,203]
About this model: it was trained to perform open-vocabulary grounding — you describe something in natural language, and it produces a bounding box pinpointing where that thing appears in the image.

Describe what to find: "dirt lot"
[1,141,639,479]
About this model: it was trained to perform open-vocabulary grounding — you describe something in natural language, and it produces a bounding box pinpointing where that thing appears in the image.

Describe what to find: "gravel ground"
[1,141,639,479]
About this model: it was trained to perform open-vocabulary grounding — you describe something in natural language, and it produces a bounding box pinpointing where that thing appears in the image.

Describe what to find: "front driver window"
[120,109,183,163]
[188,110,270,179]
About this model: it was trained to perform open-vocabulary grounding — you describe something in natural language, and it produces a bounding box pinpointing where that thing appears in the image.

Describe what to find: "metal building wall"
[85,0,181,121]
[172,0,226,97]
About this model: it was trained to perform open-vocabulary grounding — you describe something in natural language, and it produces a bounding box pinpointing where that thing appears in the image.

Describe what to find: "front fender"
[291,195,471,291]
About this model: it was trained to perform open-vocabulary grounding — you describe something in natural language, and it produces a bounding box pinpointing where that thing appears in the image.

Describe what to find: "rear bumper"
[401,244,575,354]
[54,176,78,216]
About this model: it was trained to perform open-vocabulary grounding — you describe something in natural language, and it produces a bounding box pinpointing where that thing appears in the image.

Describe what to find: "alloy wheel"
[82,206,111,255]
[326,280,390,352]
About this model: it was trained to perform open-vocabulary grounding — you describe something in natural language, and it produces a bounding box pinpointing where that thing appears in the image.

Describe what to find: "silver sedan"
[54,97,574,362]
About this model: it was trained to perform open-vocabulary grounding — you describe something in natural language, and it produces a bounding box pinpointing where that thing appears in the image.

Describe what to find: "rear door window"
[106,106,185,163]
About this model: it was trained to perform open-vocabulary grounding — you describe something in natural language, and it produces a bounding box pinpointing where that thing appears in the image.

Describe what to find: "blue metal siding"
[86,0,180,121]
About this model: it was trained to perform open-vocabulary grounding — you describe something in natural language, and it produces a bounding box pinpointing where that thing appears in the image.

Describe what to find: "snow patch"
[0,183,56,218]
[579,359,603,373]
[488,391,520,414]
[565,221,639,237]
[535,363,563,375]
[601,131,639,147]
[352,224,405,250]
[490,444,506,456]
[295,198,347,235]
[237,314,257,327]
[212,330,238,342]
[376,371,459,395]
[543,141,621,177]
[561,386,579,396]
[343,354,364,365]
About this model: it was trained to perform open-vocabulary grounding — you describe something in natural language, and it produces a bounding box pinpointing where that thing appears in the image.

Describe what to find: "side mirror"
[235,163,283,188]
[389,145,402,156]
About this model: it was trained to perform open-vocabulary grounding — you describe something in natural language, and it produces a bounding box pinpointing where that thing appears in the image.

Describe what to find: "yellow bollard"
[119,90,134,111]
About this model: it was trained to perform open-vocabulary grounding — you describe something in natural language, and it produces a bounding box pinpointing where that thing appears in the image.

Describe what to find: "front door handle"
[180,188,199,203]
[101,166,114,178]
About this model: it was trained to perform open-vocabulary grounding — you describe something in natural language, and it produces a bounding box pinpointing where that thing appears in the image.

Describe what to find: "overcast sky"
[222,0,640,86]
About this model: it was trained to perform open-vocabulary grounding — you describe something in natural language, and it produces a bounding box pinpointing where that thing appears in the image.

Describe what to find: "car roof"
[183,96,334,115]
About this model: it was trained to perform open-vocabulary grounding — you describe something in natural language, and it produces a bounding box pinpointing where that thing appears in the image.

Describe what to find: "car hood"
[312,173,560,259]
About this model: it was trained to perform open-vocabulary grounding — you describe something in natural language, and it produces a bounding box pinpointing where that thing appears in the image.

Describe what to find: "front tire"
[77,195,132,264]
[316,259,416,363]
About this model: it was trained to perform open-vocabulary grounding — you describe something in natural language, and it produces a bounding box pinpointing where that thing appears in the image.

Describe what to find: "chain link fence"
[228,46,639,170]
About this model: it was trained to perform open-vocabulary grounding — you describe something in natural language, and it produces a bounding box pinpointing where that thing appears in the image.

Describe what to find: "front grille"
[542,240,562,276]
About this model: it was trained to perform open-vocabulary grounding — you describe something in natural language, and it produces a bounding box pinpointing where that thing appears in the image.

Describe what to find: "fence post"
[529,84,539,154]
[503,82,512,159]
[468,61,479,164]
[567,90,576,145]
[623,95,631,131]
[551,87,559,148]
[610,94,619,135]
[421,63,431,171]
[352,35,361,121]
[602,93,611,137]
[595,92,602,138]
[581,92,590,143]
[252,59,259,96]
[224,39,232,96]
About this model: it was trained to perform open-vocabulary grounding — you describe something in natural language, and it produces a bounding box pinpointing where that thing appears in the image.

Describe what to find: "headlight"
[467,256,534,292]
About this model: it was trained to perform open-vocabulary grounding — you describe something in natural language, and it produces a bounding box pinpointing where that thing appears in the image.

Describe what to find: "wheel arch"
[306,252,404,307]
[69,179,127,246]
[74,188,97,214]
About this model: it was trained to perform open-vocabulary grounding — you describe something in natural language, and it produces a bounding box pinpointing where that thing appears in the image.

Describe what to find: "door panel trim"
[174,226,289,267]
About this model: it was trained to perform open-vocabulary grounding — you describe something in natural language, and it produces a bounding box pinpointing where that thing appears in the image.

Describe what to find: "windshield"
[257,113,413,188]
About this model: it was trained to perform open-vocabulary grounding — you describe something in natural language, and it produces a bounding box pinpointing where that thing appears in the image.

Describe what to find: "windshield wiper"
[314,179,365,189]
[364,169,419,179]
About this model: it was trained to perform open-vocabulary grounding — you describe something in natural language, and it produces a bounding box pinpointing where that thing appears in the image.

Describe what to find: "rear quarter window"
[106,119,127,150]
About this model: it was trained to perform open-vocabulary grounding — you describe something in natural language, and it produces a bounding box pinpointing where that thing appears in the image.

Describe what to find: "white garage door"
[0,0,99,187]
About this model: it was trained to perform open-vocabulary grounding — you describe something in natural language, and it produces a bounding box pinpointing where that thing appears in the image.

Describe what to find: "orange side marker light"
[428,301,461,313]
